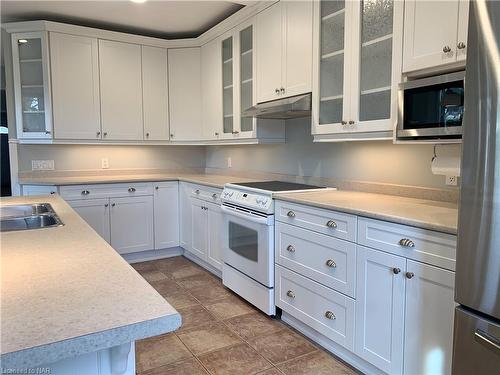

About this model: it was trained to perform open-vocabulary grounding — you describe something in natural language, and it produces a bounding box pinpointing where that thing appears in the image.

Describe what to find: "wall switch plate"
[101,158,109,169]
[32,160,55,171]
[227,157,232,168]
[446,175,458,186]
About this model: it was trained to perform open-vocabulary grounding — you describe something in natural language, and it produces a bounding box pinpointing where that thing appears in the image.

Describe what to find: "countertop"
[275,190,458,234]
[18,172,255,189]
[0,195,181,369]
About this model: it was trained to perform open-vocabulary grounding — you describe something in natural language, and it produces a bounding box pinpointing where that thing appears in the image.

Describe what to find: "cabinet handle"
[215,132,219,136]
[286,245,295,252]
[280,87,285,94]
[195,189,200,194]
[96,131,101,137]
[50,191,56,195]
[45,130,51,134]
[111,203,116,207]
[145,132,150,138]
[326,220,337,228]
[81,190,90,196]
[232,131,240,135]
[326,259,337,268]
[457,41,466,49]
[212,193,218,199]
[393,267,401,274]
[287,210,296,218]
[341,120,347,125]
[155,186,159,190]
[103,132,108,137]
[286,290,295,298]
[325,311,336,320]
[128,187,136,193]
[348,120,355,125]
[104,203,109,207]
[406,272,415,279]
[275,88,280,95]
[170,133,174,138]
[399,238,415,248]
[443,45,452,53]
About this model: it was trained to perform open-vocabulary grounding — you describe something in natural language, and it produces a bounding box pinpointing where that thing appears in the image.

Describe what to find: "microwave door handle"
[221,205,271,225]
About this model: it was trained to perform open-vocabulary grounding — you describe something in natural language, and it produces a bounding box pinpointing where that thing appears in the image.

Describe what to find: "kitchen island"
[0,195,181,374]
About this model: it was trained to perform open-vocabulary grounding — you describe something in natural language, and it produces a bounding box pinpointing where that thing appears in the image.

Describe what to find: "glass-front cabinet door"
[222,35,234,138]
[237,23,256,138]
[11,32,52,139]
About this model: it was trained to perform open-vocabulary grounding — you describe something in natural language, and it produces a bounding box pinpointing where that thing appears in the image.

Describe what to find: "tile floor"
[132,256,358,375]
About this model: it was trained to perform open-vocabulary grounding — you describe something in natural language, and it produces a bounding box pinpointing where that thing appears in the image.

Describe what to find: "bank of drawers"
[59,182,154,200]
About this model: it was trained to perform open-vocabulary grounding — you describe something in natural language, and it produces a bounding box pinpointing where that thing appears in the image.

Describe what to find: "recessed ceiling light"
[130,0,147,3]
[18,39,28,44]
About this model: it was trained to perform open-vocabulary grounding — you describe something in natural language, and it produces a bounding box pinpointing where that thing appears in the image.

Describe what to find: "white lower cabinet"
[110,196,154,254]
[153,182,179,249]
[403,260,455,375]
[355,245,406,374]
[21,184,58,196]
[190,197,209,259]
[179,182,193,250]
[207,201,223,270]
[69,198,111,243]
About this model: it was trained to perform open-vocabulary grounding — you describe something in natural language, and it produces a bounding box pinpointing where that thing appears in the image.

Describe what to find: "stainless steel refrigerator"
[453,1,500,373]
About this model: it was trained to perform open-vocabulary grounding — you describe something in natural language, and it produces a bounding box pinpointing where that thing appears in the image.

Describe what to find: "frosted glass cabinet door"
[239,24,256,136]
[11,32,52,138]
[222,36,234,137]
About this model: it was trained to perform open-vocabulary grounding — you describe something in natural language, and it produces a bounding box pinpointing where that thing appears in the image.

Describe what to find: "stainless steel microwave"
[397,71,465,141]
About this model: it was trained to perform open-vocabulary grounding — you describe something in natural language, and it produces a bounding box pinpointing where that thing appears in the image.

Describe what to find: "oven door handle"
[221,205,272,226]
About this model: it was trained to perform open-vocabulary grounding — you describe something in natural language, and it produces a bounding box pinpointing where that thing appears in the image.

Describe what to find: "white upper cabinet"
[142,46,169,141]
[50,33,101,140]
[403,0,469,73]
[11,32,53,139]
[202,38,223,140]
[99,40,143,140]
[256,1,313,103]
[312,0,403,140]
[168,48,203,141]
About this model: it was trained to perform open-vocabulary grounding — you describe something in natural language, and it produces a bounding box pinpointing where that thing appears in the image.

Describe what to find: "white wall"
[205,118,461,189]
[17,144,205,172]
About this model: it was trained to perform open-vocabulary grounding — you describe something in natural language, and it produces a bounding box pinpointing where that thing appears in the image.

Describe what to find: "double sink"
[0,203,64,232]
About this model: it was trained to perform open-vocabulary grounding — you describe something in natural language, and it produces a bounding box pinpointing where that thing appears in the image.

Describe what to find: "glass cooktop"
[233,181,327,192]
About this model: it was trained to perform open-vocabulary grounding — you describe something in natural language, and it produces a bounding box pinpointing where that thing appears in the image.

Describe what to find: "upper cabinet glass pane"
[222,37,234,134]
[240,25,254,132]
[18,38,42,60]
[321,0,345,18]
[361,0,393,43]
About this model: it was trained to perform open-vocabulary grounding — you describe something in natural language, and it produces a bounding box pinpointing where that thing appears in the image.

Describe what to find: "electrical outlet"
[31,160,54,171]
[101,158,109,169]
[227,157,232,168]
[446,175,458,186]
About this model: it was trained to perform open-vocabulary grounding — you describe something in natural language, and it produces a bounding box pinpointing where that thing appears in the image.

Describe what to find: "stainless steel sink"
[0,203,64,232]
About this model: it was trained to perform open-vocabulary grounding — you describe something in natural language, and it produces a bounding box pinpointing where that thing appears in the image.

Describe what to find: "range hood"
[242,93,311,120]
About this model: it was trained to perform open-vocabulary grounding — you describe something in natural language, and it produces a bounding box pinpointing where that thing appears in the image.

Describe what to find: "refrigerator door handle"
[475,329,500,355]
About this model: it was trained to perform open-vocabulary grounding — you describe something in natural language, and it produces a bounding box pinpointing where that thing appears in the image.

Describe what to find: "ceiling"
[0,1,248,39]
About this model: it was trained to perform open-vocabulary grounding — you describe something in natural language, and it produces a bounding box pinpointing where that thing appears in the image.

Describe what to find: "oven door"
[221,204,274,287]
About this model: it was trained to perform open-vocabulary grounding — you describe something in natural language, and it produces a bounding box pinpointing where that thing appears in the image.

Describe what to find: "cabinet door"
[256,2,283,103]
[403,0,460,72]
[11,32,53,139]
[207,201,223,271]
[142,46,169,141]
[283,0,313,97]
[168,48,202,141]
[153,182,179,249]
[190,198,208,260]
[99,40,143,140]
[179,183,192,250]
[201,38,223,140]
[355,245,405,374]
[50,33,100,140]
[221,34,236,138]
[312,0,353,135]
[404,260,455,375]
[110,196,153,254]
[456,0,469,62]
[348,0,402,135]
[69,199,110,243]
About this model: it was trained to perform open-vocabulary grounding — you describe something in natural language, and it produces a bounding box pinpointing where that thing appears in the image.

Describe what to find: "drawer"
[275,221,356,298]
[59,182,154,200]
[275,200,357,242]
[190,184,222,204]
[358,217,457,271]
[22,185,58,196]
[276,265,355,351]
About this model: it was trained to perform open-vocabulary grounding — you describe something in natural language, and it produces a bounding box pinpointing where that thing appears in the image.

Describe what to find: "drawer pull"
[195,189,200,194]
[212,193,218,199]
[286,290,295,298]
[81,190,90,196]
[286,245,295,253]
[287,210,296,218]
[393,267,401,274]
[399,238,415,248]
[104,203,109,207]
[326,220,337,228]
[406,272,415,279]
[155,186,159,190]
[128,187,136,193]
[326,259,337,268]
[325,311,336,320]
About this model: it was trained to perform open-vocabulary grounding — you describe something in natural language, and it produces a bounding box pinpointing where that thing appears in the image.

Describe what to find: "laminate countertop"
[275,190,458,234]
[0,195,181,369]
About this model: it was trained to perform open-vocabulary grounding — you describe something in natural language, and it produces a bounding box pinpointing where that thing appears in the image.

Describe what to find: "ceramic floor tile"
[177,321,243,355]
[135,333,192,373]
[198,343,272,375]
[248,328,318,365]
[150,279,183,297]
[161,290,200,310]
[204,295,256,320]
[277,350,358,375]
[132,261,158,273]
[177,304,217,331]
[140,357,209,375]
[170,264,207,279]
[255,368,284,375]
[224,312,285,340]
[140,270,169,283]
[175,273,221,291]
[154,256,192,272]
[188,283,233,304]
